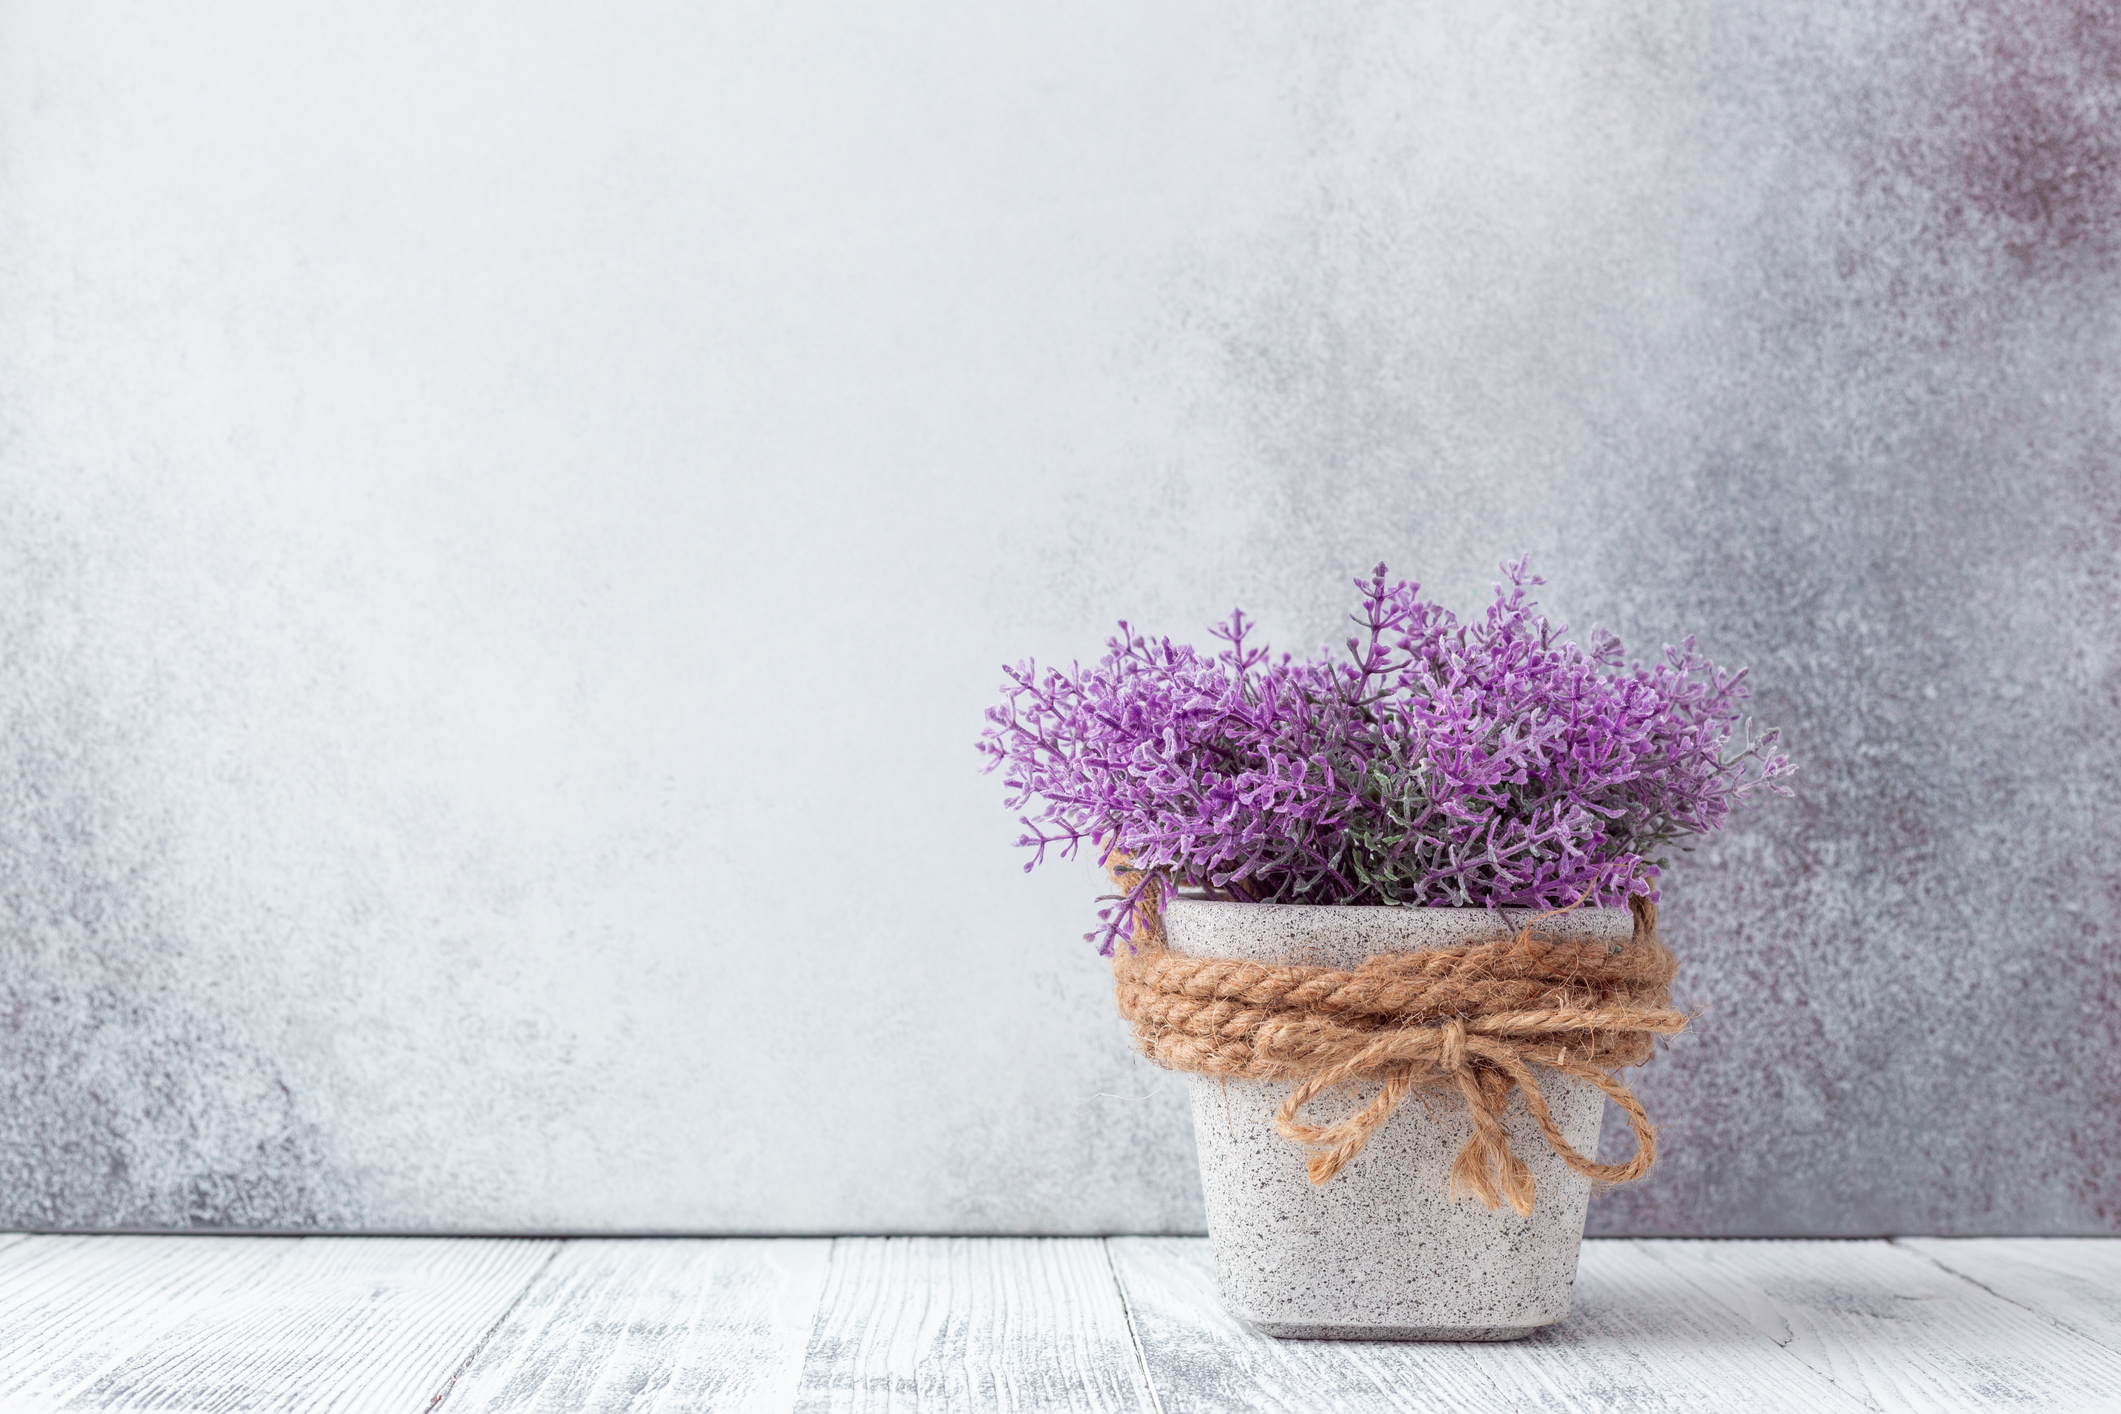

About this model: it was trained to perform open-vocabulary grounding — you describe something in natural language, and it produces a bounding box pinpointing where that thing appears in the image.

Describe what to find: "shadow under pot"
[1161,897,1637,1341]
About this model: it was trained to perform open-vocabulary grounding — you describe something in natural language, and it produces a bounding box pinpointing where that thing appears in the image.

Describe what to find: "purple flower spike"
[978,559,1795,953]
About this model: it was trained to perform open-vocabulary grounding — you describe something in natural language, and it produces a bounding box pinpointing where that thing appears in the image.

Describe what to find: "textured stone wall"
[1,1,2114,1234]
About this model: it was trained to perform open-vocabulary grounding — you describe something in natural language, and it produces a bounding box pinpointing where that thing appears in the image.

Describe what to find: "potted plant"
[980,560,1792,1340]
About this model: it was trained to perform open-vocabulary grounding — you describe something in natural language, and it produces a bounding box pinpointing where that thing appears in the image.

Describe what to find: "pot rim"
[1164,891,1635,915]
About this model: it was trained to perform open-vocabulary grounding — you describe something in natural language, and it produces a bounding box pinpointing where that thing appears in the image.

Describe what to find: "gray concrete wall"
[1,0,2114,1235]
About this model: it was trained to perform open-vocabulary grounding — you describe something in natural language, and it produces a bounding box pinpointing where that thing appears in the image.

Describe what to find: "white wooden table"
[0,1234,2115,1412]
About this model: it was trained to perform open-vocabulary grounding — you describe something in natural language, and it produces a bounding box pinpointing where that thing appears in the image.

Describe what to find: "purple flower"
[979,559,1795,952]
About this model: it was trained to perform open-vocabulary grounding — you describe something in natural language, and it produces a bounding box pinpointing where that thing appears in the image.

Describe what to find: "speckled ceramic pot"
[1163,897,1632,1341]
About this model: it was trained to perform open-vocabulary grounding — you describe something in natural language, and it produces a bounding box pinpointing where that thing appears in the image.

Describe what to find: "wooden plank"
[1489,1241,1873,1412]
[1108,1237,1868,1413]
[1636,1238,2121,1412]
[434,1238,831,1413]
[795,1237,1152,1413]
[0,1235,301,1408]
[0,1234,557,1412]
[1107,1236,1514,1413]
[1898,1239,2121,1354]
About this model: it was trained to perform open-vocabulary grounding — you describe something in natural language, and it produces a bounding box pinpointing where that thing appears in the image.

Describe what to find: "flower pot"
[1163,897,1633,1341]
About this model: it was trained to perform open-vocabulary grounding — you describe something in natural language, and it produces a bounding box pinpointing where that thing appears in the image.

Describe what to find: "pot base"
[1190,1068,1603,1339]
[1243,1318,1544,1342]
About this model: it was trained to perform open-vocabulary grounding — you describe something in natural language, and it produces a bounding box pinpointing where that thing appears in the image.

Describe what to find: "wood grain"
[1637,1238,2121,1412]
[435,1238,831,1413]
[0,1234,556,1412]
[2,1235,2117,1412]
[1899,1238,2121,1354]
[0,1235,301,1408]
[1109,1237,1869,1413]
[1108,1236,1515,1413]
[1488,1240,1872,1412]
[795,1237,1152,1413]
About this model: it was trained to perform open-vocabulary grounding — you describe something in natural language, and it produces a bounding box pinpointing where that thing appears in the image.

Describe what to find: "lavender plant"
[978,559,1793,952]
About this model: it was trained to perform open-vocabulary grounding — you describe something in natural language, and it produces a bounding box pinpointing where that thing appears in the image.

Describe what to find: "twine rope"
[1107,863,1688,1216]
